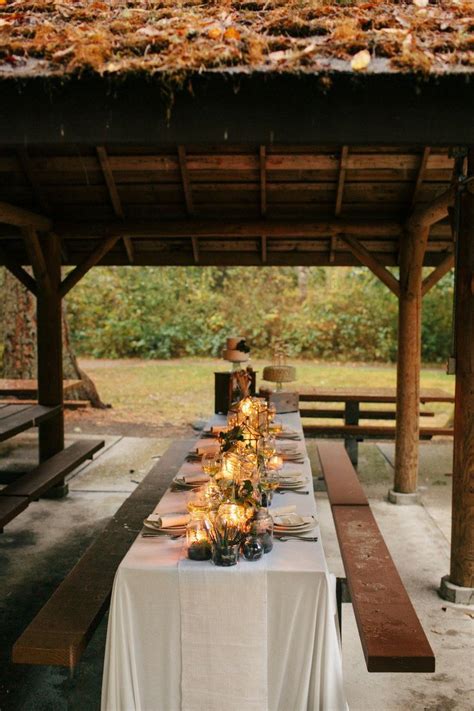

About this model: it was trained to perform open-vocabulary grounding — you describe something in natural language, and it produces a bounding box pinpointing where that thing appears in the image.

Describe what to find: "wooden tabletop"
[296,387,454,404]
[0,379,82,397]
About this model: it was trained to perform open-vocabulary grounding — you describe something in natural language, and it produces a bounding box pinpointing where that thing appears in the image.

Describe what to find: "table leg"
[344,401,360,466]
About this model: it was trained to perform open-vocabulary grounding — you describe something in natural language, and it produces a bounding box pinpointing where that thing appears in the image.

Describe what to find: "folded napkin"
[270,504,297,517]
[146,512,190,528]
[276,470,303,479]
[181,472,209,485]
[274,513,306,526]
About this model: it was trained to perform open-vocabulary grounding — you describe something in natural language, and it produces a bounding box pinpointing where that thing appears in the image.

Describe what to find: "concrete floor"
[0,434,473,711]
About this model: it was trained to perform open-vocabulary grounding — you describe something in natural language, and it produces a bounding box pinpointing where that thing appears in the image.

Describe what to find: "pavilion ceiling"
[0,144,455,267]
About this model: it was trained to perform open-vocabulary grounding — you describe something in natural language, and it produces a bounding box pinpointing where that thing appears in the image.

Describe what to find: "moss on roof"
[0,0,472,80]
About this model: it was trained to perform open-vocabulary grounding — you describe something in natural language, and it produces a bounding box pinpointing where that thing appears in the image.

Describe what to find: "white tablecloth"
[101,413,347,711]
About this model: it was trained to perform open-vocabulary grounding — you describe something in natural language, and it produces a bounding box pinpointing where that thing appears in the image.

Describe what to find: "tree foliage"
[65,266,454,363]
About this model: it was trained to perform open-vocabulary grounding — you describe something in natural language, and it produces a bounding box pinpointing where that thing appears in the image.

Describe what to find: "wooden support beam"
[261,235,267,264]
[59,235,119,297]
[335,146,349,216]
[340,234,400,296]
[21,226,51,294]
[394,224,430,494]
[0,201,51,231]
[36,233,64,464]
[411,147,431,207]
[422,252,455,296]
[407,186,455,230]
[178,146,195,217]
[96,146,124,219]
[191,236,199,264]
[449,147,474,589]
[96,146,133,264]
[260,146,267,217]
[16,146,50,213]
[58,219,403,240]
[0,244,37,294]
[329,235,337,264]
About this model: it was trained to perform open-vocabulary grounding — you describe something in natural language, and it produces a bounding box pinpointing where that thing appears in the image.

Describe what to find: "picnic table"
[296,386,454,464]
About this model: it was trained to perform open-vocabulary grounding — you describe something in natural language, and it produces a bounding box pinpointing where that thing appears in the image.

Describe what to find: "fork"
[141,532,184,539]
[275,536,319,542]
[277,489,309,495]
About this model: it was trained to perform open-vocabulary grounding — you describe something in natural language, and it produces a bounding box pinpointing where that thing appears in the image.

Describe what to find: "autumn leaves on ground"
[65,357,455,437]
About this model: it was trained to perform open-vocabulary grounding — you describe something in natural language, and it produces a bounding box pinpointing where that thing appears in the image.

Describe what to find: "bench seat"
[304,424,453,438]
[13,438,193,668]
[318,441,435,673]
[0,495,29,531]
[0,439,104,500]
[332,505,435,672]
[0,405,62,443]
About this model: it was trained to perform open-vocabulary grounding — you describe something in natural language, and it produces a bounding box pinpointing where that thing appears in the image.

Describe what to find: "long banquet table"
[101,412,347,711]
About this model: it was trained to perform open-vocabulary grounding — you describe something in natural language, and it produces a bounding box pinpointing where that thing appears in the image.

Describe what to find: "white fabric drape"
[101,412,347,711]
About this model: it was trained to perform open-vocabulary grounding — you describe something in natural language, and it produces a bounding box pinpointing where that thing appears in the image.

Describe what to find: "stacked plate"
[275,472,307,490]
[272,513,317,536]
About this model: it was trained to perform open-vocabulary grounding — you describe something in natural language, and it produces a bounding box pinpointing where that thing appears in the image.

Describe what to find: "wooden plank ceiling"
[0,145,454,268]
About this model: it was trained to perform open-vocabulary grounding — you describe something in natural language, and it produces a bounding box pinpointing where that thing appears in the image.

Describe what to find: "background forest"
[63,266,453,364]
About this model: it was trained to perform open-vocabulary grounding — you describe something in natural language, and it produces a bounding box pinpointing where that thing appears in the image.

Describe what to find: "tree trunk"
[1,270,108,408]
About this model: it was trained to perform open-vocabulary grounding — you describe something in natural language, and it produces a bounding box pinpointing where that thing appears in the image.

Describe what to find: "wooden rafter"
[191,236,200,264]
[178,146,195,217]
[59,235,119,297]
[261,235,267,264]
[21,226,51,293]
[16,146,50,213]
[335,146,349,216]
[340,234,400,297]
[58,219,403,239]
[259,146,267,217]
[96,146,134,264]
[411,147,431,207]
[0,201,51,231]
[0,244,37,294]
[422,252,454,296]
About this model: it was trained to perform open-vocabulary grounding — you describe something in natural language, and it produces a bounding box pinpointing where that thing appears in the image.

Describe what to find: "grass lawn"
[74,357,455,430]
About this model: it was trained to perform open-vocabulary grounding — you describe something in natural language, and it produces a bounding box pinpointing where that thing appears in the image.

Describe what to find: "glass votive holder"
[186,512,212,561]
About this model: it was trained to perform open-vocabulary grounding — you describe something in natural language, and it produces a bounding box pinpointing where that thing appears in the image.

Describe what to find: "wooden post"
[449,149,474,590]
[36,234,64,476]
[392,225,429,497]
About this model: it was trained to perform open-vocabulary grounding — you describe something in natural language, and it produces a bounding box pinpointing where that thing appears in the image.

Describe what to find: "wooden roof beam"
[0,201,52,231]
[0,244,37,295]
[59,235,120,297]
[96,146,134,264]
[58,219,403,239]
[260,146,267,217]
[340,234,400,297]
[411,147,431,207]
[422,252,454,296]
[335,146,348,216]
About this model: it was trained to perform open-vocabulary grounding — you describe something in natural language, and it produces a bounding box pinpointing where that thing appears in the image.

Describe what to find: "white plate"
[273,513,316,528]
[274,521,317,535]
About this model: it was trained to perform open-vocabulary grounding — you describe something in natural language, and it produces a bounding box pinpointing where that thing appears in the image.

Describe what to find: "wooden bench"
[317,441,435,673]
[0,439,105,531]
[0,398,89,410]
[12,438,193,667]
[0,404,62,443]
